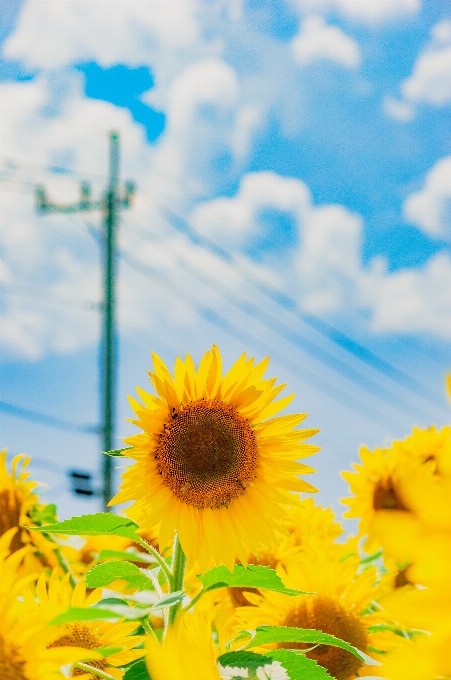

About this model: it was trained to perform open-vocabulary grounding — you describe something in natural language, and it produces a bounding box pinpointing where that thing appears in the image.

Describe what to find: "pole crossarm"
[34,131,134,510]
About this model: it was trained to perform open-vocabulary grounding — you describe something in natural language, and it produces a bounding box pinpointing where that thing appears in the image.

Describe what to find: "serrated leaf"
[96,603,151,620]
[149,591,184,612]
[50,607,121,625]
[241,626,379,666]
[27,513,140,540]
[98,549,157,564]
[199,564,307,596]
[218,651,269,669]
[123,658,151,680]
[86,561,154,591]
[267,649,333,679]
[102,447,134,457]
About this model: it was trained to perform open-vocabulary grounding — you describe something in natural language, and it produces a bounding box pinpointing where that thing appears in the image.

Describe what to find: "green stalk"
[54,546,76,588]
[74,662,116,679]
[168,533,186,625]
[134,535,173,585]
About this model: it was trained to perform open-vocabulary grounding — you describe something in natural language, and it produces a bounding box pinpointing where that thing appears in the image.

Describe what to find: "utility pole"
[36,131,135,510]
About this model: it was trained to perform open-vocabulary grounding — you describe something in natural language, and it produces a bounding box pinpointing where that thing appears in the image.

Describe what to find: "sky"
[0,0,450,521]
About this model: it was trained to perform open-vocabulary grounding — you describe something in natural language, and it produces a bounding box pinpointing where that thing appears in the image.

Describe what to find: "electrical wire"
[118,244,406,433]
[0,401,99,434]
[150,201,442,405]
[122,216,440,423]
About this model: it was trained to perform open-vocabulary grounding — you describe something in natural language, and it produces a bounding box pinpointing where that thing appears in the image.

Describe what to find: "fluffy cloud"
[3,0,200,70]
[386,19,451,118]
[363,252,451,337]
[192,171,451,336]
[291,16,361,69]
[289,0,420,24]
[403,156,451,240]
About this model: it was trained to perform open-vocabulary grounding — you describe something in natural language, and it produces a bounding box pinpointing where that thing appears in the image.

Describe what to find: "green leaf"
[218,650,333,680]
[96,603,152,620]
[86,561,154,591]
[123,659,151,680]
[267,649,333,679]
[241,626,379,666]
[102,447,134,457]
[98,549,157,564]
[218,651,268,670]
[199,564,308,596]
[27,513,140,540]
[149,591,184,612]
[50,607,121,625]
[29,502,58,526]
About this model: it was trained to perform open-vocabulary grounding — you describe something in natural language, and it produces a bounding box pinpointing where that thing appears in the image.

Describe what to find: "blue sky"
[0,0,450,520]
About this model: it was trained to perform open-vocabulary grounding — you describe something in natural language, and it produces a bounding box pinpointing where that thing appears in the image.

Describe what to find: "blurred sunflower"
[146,611,220,680]
[233,539,405,680]
[0,547,96,680]
[378,585,451,680]
[0,449,58,575]
[111,346,319,571]
[341,429,447,552]
[22,570,146,679]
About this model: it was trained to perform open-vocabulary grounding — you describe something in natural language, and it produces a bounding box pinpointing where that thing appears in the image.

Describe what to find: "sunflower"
[378,585,451,680]
[146,611,220,680]
[111,346,319,571]
[341,430,445,552]
[373,471,451,586]
[0,547,98,680]
[0,449,58,574]
[232,539,405,680]
[22,570,146,679]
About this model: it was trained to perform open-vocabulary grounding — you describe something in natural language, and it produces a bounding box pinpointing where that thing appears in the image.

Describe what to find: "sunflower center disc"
[0,490,25,553]
[155,399,258,509]
[373,477,408,511]
[281,595,368,680]
[0,636,27,680]
[48,623,106,676]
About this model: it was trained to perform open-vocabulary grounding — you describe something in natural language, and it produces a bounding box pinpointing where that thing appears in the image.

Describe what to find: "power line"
[0,400,99,434]
[152,202,442,406]
[0,284,101,312]
[118,244,405,433]
[123,216,439,423]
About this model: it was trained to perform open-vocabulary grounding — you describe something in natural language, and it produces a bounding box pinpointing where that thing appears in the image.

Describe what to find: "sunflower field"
[1,346,450,680]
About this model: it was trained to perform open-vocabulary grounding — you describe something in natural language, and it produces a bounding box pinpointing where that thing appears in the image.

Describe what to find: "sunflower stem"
[142,617,159,641]
[134,535,173,585]
[74,662,116,679]
[54,546,77,588]
[168,533,186,625]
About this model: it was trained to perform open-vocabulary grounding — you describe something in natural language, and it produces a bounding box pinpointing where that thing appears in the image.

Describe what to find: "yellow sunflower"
[111,346,319,571]
[0,449,58,575]
[373,471,451,586]
[22,570,146,679]
[232,539,406,680]
[378,585,451,680]
[341,430,445,552]
[0,547,98,680]
[146,611,220,680]
[209,499,344,636]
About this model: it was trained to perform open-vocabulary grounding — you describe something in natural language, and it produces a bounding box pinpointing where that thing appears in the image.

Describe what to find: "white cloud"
[386,19,451,118]
[403,156,451,240]
[2,0,200,70]
[192,171,451,336]
[291,15,361,69]
[289,0,420,24]
[363,252,451,337]
[383,96,414,121]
